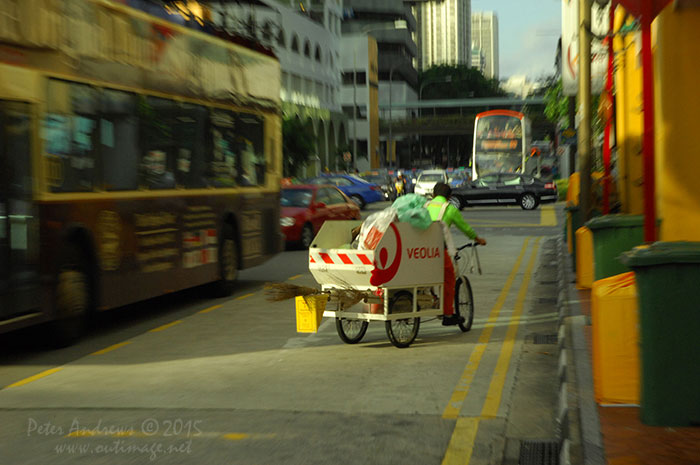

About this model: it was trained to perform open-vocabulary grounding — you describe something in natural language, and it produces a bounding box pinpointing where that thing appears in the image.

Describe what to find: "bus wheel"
[50,244,90,347]
[215,225,239,296]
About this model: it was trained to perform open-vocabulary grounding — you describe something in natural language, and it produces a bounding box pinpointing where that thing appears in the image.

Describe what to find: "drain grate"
[533,334,558,344]
[519,440,560,465]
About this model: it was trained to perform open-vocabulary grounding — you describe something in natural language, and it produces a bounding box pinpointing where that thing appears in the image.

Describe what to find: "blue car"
[306,174,384,209]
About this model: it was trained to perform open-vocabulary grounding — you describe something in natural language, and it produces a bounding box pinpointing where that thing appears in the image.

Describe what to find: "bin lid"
[621,241,700,267]
[586,214,644,230]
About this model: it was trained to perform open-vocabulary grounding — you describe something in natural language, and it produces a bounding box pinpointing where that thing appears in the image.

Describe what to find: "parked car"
[448,171,470,189]
[359,172,397,201]
[305,174,384,208]
[451,173,558,210]
[413,169,448,197]
[280,185,361,248]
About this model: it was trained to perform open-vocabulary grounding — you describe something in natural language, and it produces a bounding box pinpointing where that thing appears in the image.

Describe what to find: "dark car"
[452,173,557,210]
[305,174,384,209]
[280,185,361,248]
[359,173,397,201]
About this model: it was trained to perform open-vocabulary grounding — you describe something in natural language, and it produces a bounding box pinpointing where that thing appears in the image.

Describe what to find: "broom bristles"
[264,282,320,302]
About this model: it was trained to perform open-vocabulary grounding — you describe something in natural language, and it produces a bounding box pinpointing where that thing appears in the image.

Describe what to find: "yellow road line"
[441,417,480,465]
[288,274,302,280]
[91,341,132,356]
[148,320,183,332]
[5,367,63,389]
[481,238,541,418]
[235,293,255,300]
[198,304,222,314]
[539,205,557,226]
[222,433,250,441]
[442,237,531,420]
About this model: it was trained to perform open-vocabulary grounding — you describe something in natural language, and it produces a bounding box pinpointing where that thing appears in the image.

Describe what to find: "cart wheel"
[385,291,420,348]
[454,276,474,332]
[335,318,369,344]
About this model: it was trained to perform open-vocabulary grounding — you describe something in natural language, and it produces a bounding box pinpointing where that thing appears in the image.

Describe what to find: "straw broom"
[264,282,368,309]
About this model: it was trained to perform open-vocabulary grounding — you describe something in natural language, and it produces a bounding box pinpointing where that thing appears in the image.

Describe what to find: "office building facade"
[414,0,471,70]
[471,11,499,79]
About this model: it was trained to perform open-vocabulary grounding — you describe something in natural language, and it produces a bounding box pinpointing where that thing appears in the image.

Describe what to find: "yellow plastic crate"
[295,294,329,333]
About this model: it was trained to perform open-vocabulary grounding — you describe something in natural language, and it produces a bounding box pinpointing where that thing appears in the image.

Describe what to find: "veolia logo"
[369,223,402,287]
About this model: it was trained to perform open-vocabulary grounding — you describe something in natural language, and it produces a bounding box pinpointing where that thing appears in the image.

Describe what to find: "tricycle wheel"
[335,318,369,344]
[385,291,420,348]
[454,276,474,332]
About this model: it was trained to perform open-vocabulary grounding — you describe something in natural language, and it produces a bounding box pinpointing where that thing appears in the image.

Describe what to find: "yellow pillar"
[654,6,700,241]
[613,7,644,215]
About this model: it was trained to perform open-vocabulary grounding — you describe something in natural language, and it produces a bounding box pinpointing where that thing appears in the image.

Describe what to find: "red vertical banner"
[602,6,615,215]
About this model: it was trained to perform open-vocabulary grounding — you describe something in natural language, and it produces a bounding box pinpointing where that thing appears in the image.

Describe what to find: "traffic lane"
[0,236,542,465]
[0,248,310,389]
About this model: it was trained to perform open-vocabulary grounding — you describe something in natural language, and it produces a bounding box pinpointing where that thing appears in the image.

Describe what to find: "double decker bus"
[0,0,282,343]
[471,110,531,180]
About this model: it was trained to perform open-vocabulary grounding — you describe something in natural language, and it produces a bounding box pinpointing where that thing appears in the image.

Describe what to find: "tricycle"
[308,220,480,348]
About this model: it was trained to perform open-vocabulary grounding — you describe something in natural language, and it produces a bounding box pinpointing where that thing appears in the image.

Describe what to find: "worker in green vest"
[425,182,487,325]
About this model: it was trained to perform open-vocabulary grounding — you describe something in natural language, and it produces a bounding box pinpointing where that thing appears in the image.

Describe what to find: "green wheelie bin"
[565,204,583,272]
[622,242,700,426]
[586,214,645,281]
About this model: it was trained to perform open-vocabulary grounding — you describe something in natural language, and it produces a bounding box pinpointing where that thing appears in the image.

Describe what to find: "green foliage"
[282,118,316,177]
[556,178,569,201]
[544,79,569,127]
[419,65,505,100]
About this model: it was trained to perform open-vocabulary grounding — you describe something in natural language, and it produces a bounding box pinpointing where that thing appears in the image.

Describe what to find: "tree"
[282,117,316,177]
[544,78,569,128]
[419,65,505,100]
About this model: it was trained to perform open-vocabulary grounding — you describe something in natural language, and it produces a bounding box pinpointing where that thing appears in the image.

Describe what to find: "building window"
[291,34,299,53]
[303,39,311,58]
[342,72,366,85]
[342,106,366,120]
[315,45,321,63]
[277,29,285,48]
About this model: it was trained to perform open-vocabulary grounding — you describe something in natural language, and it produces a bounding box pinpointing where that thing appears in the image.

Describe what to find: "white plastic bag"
[357,207,398,250]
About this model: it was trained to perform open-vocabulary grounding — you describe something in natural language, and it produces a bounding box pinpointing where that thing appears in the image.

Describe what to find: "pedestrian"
[425,182,487,325]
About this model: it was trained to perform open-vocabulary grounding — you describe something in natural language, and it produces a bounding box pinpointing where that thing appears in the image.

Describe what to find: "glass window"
[236,113,266,186]
[315,188,331,204]
[281,188,312,207]
[331,177,353,187]
[137,97,177,189]
[326,187,347,205]
[209,110,265,187]
[44,80,99,192]
[100,89,139,191]
[500,174,521,185]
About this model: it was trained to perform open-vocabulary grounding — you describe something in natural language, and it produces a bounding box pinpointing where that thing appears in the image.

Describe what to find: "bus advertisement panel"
[0,0,283,344]
[472,110,530,179]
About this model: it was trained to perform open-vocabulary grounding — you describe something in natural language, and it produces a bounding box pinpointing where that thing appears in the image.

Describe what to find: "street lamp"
[418,75,452,167]
[351,20,407,170]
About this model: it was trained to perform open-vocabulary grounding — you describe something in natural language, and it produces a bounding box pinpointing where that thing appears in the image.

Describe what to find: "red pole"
[602,6,615,215]
[641,0,656,242]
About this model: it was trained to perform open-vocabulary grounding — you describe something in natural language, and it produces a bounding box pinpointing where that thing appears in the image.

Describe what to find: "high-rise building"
[341,0,419,168]
[471,11,499,79]
[414,0,471,70]
[471,47,485,74]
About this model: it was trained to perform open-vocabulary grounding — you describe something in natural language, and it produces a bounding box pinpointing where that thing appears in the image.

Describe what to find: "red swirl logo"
[370,223,402,287]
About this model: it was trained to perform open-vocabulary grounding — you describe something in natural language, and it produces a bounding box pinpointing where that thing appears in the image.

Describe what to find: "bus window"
[44,80,99,192]
[236,113,265,186]
[209,109,238,187]
[138,96,177,190]
[174,103,209,189]
[101,89,139,191]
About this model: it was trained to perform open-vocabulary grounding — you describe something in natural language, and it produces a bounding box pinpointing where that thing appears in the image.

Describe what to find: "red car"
[280,184,362,248]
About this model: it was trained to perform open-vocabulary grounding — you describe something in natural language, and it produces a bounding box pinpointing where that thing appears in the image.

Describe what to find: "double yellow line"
[441,236,541,465]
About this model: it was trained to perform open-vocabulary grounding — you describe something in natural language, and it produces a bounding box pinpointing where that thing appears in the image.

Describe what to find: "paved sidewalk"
[558,238,700,465]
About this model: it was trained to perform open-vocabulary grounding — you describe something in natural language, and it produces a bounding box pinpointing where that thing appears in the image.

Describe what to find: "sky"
[471,0,561,80]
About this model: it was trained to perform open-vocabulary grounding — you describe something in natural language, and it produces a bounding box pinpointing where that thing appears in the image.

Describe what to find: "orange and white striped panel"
[309,250,374,266]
